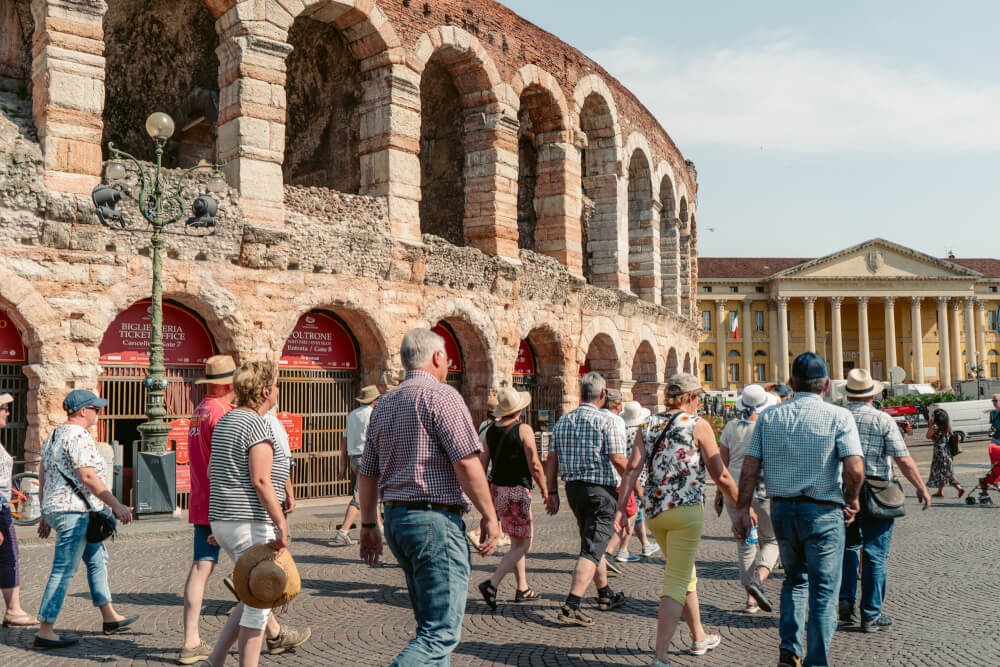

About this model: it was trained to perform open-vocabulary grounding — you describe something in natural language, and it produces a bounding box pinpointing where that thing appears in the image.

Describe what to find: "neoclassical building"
[698,239,1000,391]
[0,0,699,501]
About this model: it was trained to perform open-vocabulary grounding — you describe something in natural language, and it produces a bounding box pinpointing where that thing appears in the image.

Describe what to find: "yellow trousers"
[645,503,703,604]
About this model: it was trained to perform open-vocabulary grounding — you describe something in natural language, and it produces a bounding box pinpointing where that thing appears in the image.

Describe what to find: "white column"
[830,296,844,380]
[937,297,952,389]
[768,304,779,382]
[950,301,963,380]
[911,296,924,383]
[965,297,978,375]
[716,300,728,389]
[777,296,790,382]
[804,296,817,353]
[857,296,871,373]
[742,298,753,386]
[884,297,897,371]
[976,300,989,378]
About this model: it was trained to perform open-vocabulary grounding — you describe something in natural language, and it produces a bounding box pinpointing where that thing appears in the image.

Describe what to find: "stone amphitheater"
[0,0,700,498]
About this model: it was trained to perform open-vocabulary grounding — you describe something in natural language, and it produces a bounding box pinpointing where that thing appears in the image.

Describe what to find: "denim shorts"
[193,524,220,562]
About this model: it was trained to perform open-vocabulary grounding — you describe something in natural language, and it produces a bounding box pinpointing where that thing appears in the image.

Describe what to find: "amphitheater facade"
[0,0,699,498]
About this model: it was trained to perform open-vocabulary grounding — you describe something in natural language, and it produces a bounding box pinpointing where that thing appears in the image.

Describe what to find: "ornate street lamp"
[93,112,227,453]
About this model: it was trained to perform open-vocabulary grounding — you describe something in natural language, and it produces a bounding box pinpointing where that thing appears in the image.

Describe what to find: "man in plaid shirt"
[545,371,628,626]
[358,328,498,665]
[839,369,930,632]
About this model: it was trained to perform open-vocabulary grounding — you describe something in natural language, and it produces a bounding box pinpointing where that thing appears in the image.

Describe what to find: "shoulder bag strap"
[645,412,682,479]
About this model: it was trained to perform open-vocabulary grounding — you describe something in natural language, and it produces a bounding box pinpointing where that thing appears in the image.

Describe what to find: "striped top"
[208,407,289,523]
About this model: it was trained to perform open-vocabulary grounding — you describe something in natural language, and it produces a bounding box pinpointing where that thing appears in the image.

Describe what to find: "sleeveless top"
[486,422,531,488]
[641,411,706,518]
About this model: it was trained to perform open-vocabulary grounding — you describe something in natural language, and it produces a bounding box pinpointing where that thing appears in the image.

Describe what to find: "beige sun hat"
[494,386,531,418]
[233,544,302,609]
[0,393,13,407]
[355,385,380,405]
[845,368,884,399]
[666,373,703,398]
[195,355,236,385]
[621,401,651,428]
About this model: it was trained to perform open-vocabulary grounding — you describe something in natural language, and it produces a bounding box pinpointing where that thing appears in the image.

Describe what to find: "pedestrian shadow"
[299,577,413,609]
[455,640,648,665]
[1,630,179,664]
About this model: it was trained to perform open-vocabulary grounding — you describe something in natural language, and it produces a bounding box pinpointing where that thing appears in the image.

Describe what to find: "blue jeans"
[383,506,470,666]
[839,510,895,622]
[771,500,846,667]
[38,512,111,623]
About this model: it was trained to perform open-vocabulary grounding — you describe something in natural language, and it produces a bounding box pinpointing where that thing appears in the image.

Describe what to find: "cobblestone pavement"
[2,437,998,666]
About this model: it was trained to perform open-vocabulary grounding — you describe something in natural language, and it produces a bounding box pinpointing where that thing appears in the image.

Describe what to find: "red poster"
[99,300,217,366]
[514,340,535,376]
[277,412,303,451]
[279,312,358,370]
[579,359,591,377]
[0,310,25,363]
[432,324,462,373]
[168,418,190,465]
[175,464,191,493]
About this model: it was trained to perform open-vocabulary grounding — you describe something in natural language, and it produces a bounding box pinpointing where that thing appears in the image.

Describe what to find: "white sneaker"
[641,543,660,557]
[615,550,640,563]
[330,530,352,547]
[690,632,721,655]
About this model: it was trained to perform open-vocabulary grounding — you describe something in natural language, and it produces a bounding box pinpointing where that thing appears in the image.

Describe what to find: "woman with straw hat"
[476,387,548,609]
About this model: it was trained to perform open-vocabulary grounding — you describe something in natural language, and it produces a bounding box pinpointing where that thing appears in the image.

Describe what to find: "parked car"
[927,399,993,442]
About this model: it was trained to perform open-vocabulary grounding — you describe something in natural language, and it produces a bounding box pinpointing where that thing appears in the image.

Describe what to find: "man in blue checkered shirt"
[731,352,864,667]
[838,369,930,633]
[544,371,628,627]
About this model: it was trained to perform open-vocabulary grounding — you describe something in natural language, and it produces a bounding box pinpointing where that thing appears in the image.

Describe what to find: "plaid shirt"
[845,401,909,479]
[749,392,863,505]
[360,370,481,511]
[552,402,627,487]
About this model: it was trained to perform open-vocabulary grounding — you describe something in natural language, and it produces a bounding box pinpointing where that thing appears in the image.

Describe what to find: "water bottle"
[745,525,759,546]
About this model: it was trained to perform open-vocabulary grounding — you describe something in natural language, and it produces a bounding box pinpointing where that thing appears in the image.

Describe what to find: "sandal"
[513,588,538,602]
[3,612,39,627]
[478,580,498,611]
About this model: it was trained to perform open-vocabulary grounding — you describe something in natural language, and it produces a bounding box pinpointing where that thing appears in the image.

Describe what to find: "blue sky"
[503,1,1000,259]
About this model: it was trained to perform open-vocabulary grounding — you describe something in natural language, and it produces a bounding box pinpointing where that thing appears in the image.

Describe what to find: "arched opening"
[419,54,466,245]
[513,328,565,431]
[631,341,658,409]
[278,310,362,499]
[517,134,538,252]
[689,214,699,319]
[754,349,768,383]
[103,0,219,166]
[727,349,741,385]
[665,347,679,378]
[678,196,692,316]
[579,93,619,287]
[98,299,218,503]
[0,1,30,81]
[433,320,491,424]
[659,174,680,311]
[683,352,692,374]
[627,149,656,301]
[0,308,27,470]
[517,84,566,253]
[282,13,362,191]
[583,333,620,389]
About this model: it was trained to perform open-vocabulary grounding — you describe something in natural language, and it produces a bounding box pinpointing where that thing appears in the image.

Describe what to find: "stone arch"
[678,194,693,318]
[689,213,699,320]
[631,339,658,408]
[103,0,220,167]
[625,136,658,303]
[422,298,496,421]
[0,1,31,80]
[657,167,681,312]
[573,75,624,290]
[514,324,567,426]
[665,346,680,378]
[579,315,624,387]
[511,65,580,272]
[683,351,692,374]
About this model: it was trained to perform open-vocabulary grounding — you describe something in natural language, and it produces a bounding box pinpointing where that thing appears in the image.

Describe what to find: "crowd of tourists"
[2,327,993,667]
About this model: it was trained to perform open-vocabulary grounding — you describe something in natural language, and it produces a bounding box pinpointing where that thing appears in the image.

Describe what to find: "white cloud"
[588,36,1000,152]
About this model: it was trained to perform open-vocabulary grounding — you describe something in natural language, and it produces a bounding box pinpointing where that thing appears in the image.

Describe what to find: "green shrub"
[882,393,968,407]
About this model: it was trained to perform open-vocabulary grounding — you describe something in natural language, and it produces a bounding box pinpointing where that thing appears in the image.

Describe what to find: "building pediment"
[773,238,981,280]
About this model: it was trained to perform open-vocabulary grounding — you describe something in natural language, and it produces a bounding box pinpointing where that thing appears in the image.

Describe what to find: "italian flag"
[730,306,739,341]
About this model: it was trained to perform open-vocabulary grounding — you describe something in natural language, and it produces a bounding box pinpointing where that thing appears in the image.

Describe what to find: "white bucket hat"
[621,401,651,428]
[736,385,775,414]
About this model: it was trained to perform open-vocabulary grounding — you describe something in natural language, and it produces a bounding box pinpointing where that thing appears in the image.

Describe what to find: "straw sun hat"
[233,545,302,609]
[355,385,380,404]
[494,386,531,418]
[195,355,236,385]
[845,368,884,399]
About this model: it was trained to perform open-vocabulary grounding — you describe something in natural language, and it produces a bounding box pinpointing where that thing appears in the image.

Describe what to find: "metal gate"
[279,368,359,499]
[512,374,563,432]
[0,363,28,472]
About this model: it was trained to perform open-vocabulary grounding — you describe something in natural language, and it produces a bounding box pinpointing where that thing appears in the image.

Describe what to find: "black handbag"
[57,469,117,543]
[860,476,906,520]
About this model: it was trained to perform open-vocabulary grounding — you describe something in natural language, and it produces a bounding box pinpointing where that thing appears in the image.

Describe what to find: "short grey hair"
[401,328,446,370]
[580,371,606,402]
[792,376,827,395]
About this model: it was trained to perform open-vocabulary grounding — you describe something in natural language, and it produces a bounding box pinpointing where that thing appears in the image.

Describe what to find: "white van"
[928,399,993,441]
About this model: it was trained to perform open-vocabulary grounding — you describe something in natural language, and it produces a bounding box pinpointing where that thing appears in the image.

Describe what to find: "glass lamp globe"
[206,173,227,194]
[145,112,175,140]
[105,161,126,182]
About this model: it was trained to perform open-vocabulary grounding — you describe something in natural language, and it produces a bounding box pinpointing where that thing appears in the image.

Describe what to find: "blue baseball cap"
[791,352,829,380]
[63,389,108,413]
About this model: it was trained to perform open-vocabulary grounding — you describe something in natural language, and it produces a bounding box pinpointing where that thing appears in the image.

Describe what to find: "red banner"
[277,412,303,451]
[167,418,190,465]
[280,312,358,370]
[514,340,535,376]
[99,300,217,366]
[176,464,191,493]
[579,359,591,377]
[0,310,25,363]
[432,324,462,373]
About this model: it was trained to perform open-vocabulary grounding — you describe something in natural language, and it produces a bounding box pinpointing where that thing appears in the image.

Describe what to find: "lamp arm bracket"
[106,143,157,226]
[164,161,227,226]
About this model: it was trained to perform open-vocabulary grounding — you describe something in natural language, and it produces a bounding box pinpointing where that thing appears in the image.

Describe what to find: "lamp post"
[93,112,226,453]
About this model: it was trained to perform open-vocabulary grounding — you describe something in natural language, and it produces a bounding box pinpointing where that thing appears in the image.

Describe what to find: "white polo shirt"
[345,404,374,457]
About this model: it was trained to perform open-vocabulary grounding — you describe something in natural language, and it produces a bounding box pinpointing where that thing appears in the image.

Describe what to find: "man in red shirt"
[178,355,235,665]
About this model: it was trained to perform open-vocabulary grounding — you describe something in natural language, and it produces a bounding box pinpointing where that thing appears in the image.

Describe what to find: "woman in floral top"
[614,374,741,667]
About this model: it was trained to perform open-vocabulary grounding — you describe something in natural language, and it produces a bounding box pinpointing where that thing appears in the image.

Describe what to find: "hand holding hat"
[233,544,302,609]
